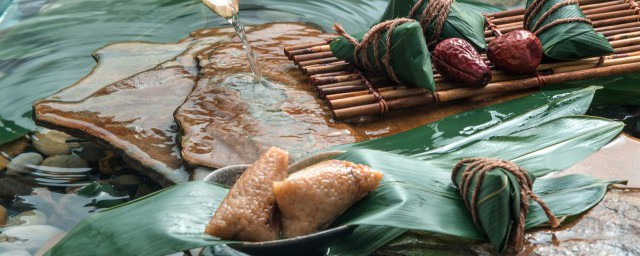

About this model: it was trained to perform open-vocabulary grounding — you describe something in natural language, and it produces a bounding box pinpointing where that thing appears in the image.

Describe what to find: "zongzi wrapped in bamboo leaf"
[451,158,560,252]
[379,0,487,50]
[331,20,435,92]
[524,0,613,60]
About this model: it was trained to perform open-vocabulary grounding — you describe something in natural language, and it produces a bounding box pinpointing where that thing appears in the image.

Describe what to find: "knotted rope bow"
[524,0,594,36]
[408,0,455,46]
[451,158,561,250]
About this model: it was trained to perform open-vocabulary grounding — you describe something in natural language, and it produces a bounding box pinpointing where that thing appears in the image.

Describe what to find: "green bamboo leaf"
[524,0,613,60]
[379,0,495,50]
[330,21,435,91]
[46,87,623,255]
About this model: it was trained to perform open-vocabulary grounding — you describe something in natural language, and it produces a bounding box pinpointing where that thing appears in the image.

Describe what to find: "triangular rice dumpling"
[524,0,613,60]
[379,0,487,50]
[451,160,536,252]
[330,21,435,92]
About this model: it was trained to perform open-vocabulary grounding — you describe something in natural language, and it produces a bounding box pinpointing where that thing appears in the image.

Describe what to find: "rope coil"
[524,0,594,36]
[451,158,561,250]
[407,0,455,46]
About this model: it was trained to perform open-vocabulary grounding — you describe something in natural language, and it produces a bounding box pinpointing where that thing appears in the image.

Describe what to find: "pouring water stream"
[202,0,263,81]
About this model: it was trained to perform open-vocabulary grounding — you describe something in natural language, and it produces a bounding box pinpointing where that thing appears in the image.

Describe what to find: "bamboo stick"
[287,45,331,57]
[284,40,330,56]
[595,21,640,32]
[615,44,640,53]
[330,88,429,110]
[316,80,363,90]
[601,26,640,37]
[293,52,335,64]
[326,86,408,100]
[309,70,352,78]
[304,63,351,76]
[298,57,340,67]
[333,61,640,119]
[311,73,361,86]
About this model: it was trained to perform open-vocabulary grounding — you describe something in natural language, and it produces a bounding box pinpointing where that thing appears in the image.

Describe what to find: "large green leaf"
[524,0,613,60]
[46,87,623,255]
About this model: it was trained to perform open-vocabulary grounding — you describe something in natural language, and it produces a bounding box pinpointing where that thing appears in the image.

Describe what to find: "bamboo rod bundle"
[283,0,640,120]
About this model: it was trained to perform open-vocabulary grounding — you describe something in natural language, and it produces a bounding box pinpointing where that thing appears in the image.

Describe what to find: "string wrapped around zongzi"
[451,158,560,252]
[331,19,435,92]
[524,0,613,60]
[379,0,487,50]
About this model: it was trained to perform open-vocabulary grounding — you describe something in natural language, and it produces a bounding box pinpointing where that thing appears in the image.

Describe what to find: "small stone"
[0,177,33,199]
[0,138,29,171]
[7,210,47,226]
[41,155,88,169]
[134,184,153,198]
[0,205,6,226]
[31,129,80,157]
[7,153,43,176]
[114,175,141,186]
[0,225,64,254]
[72,141,105,163]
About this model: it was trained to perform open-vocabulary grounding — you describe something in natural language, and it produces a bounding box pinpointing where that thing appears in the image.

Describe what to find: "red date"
[433,38,492,87]
[488,30,542,75]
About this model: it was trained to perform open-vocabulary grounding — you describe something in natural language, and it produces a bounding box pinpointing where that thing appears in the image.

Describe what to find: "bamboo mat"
[284,0,640,120]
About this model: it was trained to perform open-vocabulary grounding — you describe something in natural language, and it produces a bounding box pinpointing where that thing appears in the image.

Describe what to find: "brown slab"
[33,36,229,186]
[176,23,532,170]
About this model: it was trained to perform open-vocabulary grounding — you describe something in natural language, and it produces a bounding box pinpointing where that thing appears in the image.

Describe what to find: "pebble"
[41,155,88,169]
[0,225,64,254]
[0,205,6,226]
[31,129,80,157]
[7,210,47,226]
[72,141,104,163]
[7,153,43,176]
[0,177,33,199]
[0,138,29,171]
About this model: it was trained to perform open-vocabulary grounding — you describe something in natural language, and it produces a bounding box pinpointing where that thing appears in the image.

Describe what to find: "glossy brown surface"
[274,160,382,238]
[433,38,492,87]
[176,23,530,170]
[488,30,543,75]
[32,36,229,186]
[0,138,28,171]
[206,147,288,242]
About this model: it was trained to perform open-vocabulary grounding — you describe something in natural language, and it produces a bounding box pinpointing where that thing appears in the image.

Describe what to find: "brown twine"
[356,69,389,114]
[332,19,414,85]
[451,158,561,250]
[535,73,548,87]
[484,14,503,37]
[524,0,594,36]
[596,55,606,68]
[407,0,455,46]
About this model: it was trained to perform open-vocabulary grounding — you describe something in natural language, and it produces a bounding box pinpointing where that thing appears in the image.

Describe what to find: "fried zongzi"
[273,160,383,238]
[205,147,288,242]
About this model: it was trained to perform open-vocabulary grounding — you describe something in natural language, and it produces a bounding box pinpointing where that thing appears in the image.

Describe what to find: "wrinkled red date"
[488,30,542,75]
[433,38,492,87]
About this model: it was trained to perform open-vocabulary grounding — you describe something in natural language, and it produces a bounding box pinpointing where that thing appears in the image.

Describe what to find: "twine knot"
[524,0,594,36]
[407,0,455,46]
[452,158,560,250]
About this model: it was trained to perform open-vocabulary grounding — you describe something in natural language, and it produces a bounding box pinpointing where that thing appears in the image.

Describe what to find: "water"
[229,13,262,80]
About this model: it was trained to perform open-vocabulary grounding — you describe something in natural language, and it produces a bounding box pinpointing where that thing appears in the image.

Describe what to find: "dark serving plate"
[203,151,353,256]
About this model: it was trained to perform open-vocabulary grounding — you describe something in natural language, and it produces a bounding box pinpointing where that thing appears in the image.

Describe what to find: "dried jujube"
[487,30,542,75]
[433,38,492,87]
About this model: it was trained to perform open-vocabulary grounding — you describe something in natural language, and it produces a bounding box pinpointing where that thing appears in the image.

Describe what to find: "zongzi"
[273,160,383,238]
[451,158,560,252]
[379,0,487,50]
[205,147,289,242]
[524,0,613,60]
[331,20,435,92]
